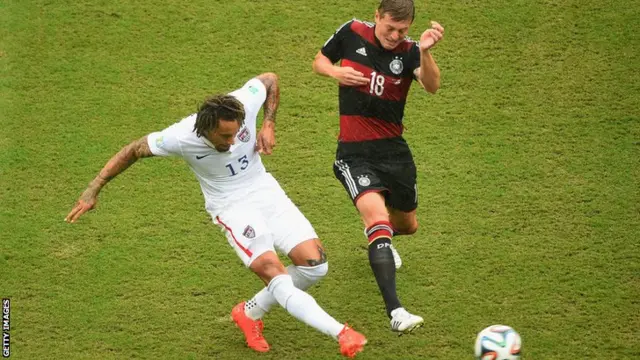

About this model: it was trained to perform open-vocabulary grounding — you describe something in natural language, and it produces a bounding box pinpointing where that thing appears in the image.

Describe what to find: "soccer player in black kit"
[312,0,444,333]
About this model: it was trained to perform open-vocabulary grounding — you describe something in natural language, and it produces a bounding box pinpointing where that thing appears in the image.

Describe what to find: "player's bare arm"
[312,51,370,87]
[414,21,444,94]
[256,72,279,125]
[255,72,279,155]
[65,136,154,223]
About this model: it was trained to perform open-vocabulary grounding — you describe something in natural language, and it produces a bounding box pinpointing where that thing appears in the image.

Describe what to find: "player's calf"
[366,221,403,316]
[240,262,330,321]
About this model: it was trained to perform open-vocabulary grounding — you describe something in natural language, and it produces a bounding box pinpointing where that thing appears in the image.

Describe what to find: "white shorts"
[212,173,318,267]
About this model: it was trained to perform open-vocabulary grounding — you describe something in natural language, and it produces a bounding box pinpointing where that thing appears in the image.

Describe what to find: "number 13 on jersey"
[226,155,249,176]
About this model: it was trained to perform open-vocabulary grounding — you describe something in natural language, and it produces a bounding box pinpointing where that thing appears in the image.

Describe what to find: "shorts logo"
[357,175,371,187]
[243,225,255,239]
[390,57,403,75]
[237,127,251,143]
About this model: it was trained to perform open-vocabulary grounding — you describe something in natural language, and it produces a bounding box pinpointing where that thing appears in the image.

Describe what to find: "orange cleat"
[231,302,270,352]
[337,324,367,358]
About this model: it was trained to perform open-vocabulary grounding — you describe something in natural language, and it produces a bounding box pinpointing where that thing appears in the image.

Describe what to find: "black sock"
[368,237,402,317]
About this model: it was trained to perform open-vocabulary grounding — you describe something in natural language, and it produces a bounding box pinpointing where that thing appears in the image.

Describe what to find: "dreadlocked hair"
[194,94,245,138]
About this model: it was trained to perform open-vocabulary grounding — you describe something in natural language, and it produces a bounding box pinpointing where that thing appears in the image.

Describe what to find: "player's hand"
[419,21,444,52]
[333,66,370,87]
[256,122,276,155]
[65,191,97,223]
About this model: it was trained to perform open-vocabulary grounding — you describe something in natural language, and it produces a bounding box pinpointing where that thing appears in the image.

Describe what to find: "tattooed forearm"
[306,245,328,266]
[89,136,154,193]
[256,72,279,124]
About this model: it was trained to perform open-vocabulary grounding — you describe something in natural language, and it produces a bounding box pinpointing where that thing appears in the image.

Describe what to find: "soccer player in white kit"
[65,73,366,358]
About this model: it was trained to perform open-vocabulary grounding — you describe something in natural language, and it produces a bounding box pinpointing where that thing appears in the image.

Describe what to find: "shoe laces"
[250,320,264,340]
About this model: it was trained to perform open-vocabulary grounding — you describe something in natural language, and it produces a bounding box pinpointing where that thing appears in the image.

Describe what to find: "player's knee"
[291,262,328,289]
[308,261,329,275]
[395,221,419,235]
[298,262,328,281]
[403,222,419,235]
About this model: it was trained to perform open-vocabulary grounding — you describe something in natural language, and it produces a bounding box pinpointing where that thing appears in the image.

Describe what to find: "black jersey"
[321,19,421,156]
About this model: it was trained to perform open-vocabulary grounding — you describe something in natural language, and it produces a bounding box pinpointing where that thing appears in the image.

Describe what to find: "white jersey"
[147,78,267,216]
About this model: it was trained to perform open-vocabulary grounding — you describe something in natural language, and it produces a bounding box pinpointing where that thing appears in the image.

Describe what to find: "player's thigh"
[355,191,392,228]
[380,154,417,211]
[334,157,391,225]
[380,158,419,233]
[213,208,274,268]
[266,191,322,260]
[333,158,387,206]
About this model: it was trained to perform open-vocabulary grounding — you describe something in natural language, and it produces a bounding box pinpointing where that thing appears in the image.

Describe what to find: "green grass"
[2,0,639,359]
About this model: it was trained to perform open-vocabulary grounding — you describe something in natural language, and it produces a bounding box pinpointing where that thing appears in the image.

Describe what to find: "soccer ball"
[474,325,522,360]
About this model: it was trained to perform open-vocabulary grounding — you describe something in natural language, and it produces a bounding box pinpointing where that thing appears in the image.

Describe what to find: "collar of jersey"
[201,136,216,150]
[371,26,395,53]
[200,135,239,153]
[372,26,384,49]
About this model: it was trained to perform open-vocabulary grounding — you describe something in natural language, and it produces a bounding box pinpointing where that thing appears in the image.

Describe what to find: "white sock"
[245,288,272,320]
[245,264,327,320]
[267,274,344,338]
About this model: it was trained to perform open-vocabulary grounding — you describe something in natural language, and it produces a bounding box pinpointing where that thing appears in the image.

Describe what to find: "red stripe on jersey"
[216,216,253,258]
[341,59,412,101]
[339,115,403,142]
[351,21,417,53]
[351,21,377,46]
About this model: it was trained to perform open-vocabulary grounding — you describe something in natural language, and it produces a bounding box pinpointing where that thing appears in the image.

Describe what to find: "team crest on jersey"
[243,225,255,239]
[237,126,251,143]
[357,175,371,187]
[390,57,404,75]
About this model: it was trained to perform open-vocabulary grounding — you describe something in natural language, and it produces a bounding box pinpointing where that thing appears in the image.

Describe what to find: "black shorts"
[333,153,418,212]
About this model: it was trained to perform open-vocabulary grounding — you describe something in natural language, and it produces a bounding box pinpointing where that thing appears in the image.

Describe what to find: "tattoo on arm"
[256,72,279,124]
[306,246,327,266]
[78,136,153,203]
[98,136,153,180]
[86,136,154,198]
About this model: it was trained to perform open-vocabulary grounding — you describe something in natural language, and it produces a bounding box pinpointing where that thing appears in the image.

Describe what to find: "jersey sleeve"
[228,78,267,118]
[147,116,192,157]
[320,19,354,63]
